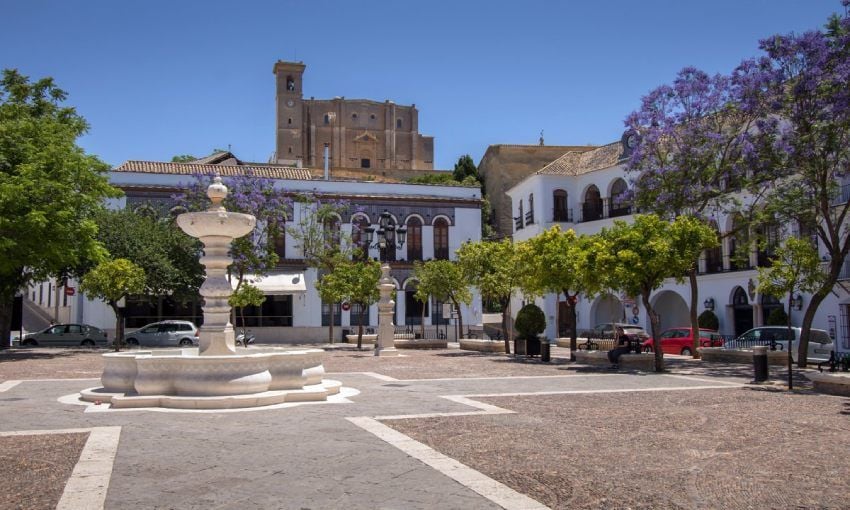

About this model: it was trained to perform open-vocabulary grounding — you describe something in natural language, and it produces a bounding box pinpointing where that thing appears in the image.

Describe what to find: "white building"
[25,157,483,344]
[506,138,850,355]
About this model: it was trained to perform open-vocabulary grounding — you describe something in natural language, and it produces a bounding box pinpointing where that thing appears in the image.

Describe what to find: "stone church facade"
[273,61,434,171]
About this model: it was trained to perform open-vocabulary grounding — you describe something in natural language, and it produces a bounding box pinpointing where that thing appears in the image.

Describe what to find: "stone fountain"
[79,177,340,410]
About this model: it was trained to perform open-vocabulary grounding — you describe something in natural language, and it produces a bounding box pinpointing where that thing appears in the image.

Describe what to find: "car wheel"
[81,339,95,347]
[178,338,193,347]
[681,347,692,356]
[22,339,37,347]
[643,346,653,353]
[126,338,139,347]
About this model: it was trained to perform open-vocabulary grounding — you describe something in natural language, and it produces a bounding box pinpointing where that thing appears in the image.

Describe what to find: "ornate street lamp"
[364,210,407,259]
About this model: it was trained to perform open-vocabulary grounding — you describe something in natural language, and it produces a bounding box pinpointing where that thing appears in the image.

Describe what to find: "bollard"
[753,345,769,383]
[541,339,551,362]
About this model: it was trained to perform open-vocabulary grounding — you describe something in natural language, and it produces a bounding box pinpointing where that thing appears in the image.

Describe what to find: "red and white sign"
[341,301,350,311]
[64,287,76,297]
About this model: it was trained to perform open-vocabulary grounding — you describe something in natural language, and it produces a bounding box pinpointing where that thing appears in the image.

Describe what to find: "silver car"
[125,321,199,347]
[21,324,108,347]
[736,326,834,362]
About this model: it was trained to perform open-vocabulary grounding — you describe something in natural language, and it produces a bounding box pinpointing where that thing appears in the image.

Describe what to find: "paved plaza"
[1,345,849,509]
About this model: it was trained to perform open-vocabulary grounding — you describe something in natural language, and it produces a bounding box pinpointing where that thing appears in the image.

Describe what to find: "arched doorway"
[732,286,753,336]
[650,291,689,331]
[404,280,428,325]
[591,294,623,326]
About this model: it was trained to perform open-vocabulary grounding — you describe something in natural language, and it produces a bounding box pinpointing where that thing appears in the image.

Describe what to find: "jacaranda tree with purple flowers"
[177,172,290,289]
[741,3,850,367]
[624,66,765,356]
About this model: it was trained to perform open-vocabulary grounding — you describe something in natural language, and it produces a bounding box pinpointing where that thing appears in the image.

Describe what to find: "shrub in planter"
[515,303,546,340]
[766,307,788,326]
[698,310,719,330]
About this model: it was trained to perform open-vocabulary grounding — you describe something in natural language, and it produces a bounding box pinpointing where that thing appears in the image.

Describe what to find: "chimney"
[323,143,330,181]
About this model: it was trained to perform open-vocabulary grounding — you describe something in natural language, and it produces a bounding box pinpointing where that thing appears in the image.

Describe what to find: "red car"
[641,328,724,356]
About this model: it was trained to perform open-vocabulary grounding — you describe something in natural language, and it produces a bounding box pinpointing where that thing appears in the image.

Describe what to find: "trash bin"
[753,345,768,383]
[541,339,551,362]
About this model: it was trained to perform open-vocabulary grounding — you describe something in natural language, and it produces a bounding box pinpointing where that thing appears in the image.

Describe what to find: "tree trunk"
[565,291,577,361]
[0,294,13,350]
[421,301,426,338]
[110,300,124,352]
[453,298,464,341]
[641,291,663,372]
[501,297,511,354]
[329,305,335,345]
[357,305,364,350]
[798,286,829,368]
[786,294,794,390]
[688,268,701,358]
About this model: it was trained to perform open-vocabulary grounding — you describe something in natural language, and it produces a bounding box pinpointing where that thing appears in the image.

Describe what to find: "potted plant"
[514,303,546,356]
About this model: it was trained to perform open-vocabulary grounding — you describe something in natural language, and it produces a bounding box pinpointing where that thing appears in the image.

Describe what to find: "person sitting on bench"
[607,328,631,368]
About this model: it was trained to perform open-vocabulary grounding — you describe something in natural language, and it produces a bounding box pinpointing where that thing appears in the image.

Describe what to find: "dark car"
[21,324,108,347]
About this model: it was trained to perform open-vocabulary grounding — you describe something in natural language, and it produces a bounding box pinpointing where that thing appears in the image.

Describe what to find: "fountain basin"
[82,347,337,409]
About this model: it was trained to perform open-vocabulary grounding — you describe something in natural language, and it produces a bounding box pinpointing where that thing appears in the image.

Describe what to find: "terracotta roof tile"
[113,161,313,180]
[536,142,623,176]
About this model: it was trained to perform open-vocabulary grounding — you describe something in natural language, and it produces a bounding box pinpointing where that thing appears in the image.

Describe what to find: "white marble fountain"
[79,177,340,410]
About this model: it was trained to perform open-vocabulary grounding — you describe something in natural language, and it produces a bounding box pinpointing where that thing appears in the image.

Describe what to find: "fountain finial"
[207,175,228,211]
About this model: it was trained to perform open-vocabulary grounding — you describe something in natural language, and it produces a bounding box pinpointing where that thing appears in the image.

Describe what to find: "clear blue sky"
[1,1,843,170]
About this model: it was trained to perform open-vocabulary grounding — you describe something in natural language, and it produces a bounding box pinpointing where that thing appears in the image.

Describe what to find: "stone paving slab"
[0,348,841,509]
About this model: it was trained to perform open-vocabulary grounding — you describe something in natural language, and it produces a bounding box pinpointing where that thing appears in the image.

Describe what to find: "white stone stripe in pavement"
[0,380,21,392]
[347,416,550,510]
[56,426,122,510]
[325,371,400,381]
[662,374,746,386]
[0,426,121,510]
[458,383,746,399]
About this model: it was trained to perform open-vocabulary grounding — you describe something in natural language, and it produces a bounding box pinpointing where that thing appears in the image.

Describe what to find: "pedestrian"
[607,327,631,369]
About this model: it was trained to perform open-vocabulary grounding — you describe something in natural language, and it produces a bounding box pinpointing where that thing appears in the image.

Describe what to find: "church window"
[323,114,330,125]
[396,118,402,128]
[287,118,292,125]
[361,158,371,169]
[352,113,358,120]
[370,114,376,120]
[288,147,292,154]
[286,76,295,91]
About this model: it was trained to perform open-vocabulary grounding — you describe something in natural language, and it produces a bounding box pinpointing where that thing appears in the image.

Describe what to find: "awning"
[233,273,307,295]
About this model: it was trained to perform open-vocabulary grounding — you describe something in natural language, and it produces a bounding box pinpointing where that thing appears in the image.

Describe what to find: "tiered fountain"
[80,177,340,410]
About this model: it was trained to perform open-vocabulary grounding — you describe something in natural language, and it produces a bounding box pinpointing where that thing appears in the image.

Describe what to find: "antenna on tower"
[539,130,545,146]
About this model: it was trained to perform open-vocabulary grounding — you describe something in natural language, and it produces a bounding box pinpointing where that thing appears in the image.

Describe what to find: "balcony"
[580,203,603,223]
[552,208,573,223]
[525,210,534,225]
[514,216,523,231]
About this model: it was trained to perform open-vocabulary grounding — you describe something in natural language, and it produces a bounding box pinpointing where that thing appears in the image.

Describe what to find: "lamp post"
[364,210,407,356]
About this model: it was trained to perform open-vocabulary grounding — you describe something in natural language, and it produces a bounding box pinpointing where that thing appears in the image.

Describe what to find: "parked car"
[124,320,199,347]
[733,326,833,362]
[641,327,723,356]
[583,323,650,342]
[20,324,108,347]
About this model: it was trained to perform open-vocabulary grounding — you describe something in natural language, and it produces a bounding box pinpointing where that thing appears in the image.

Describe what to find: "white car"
[735,326,833,362]
[124,321,199,347]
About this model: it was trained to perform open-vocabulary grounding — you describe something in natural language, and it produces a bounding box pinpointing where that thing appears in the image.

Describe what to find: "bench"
[817,351,850,373]
[573,350,655,371]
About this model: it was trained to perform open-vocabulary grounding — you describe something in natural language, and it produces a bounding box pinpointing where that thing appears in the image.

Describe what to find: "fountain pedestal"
[375,263,400,357]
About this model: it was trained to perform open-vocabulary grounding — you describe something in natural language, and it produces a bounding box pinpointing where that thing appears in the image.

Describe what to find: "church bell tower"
[273,60,306,166]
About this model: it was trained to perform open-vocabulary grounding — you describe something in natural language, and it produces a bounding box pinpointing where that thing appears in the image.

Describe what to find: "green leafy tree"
[288,197,353,342]
[457,239,523,353]
[79,259,145,351]
[452,154,479,183]
[94,208,204,303]
[317,258,381,349]
[601,215,717,371]
[170,154,197,163]
[698,310,720,330]
[757,237,826,385]
[519,226,608,359]
[0,69,119,345]
[228,282,266,334]
[413,260,472,339]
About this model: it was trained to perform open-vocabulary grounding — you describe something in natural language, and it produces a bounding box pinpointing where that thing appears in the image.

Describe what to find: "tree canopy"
[79,258,145,350]
[0,69,118,344]
[413,260,471,337]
